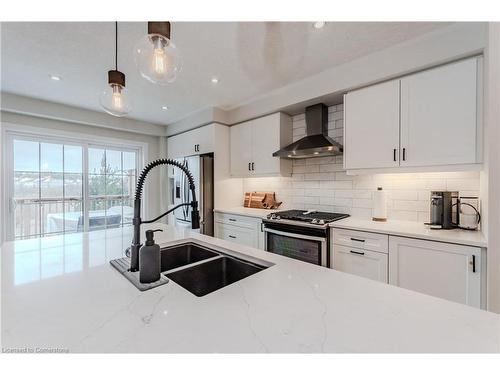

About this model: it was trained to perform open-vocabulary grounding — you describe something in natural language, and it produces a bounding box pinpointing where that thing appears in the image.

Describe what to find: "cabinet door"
[193,125,215,154]
[167,131,192,159]
[400,58,478,167]
[389,236,481,308]
[251,113,282,175]
[230,121,253,177]
[333,245,388,283]
[168,125,215,158]
[344,80,400,169]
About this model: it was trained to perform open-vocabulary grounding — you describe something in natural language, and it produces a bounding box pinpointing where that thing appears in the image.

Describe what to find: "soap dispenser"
[139,229,163,284]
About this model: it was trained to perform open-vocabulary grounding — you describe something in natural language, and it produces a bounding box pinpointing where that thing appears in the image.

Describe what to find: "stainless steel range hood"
[273,103,343,159]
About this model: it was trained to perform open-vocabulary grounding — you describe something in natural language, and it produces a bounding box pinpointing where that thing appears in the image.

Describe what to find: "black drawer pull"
[228,218,237,222]
[471,255,476,273]
[402,147,406,161]
[228,235,237,239]
[350,250,365,256]
[350,238,365,243]
[393,148,397,162]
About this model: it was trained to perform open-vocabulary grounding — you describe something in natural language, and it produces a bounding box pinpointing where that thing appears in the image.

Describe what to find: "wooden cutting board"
[244,192,282,209]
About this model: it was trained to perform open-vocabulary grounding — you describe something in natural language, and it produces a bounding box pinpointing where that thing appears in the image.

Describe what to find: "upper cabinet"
[230,113,293,177]
[167,124,215,159]
[344,57,482,172]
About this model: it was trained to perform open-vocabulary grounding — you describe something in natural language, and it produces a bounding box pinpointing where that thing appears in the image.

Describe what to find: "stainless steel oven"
[263,222,329,267]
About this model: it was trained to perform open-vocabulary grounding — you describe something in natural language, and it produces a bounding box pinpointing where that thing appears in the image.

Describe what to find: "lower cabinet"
[334,245,388,283]
[389,236,482,308]
[214,212,264,250]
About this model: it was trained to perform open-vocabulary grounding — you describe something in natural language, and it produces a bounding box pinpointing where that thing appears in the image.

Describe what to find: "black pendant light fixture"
[100,22,131,117]
[134,21,182,85]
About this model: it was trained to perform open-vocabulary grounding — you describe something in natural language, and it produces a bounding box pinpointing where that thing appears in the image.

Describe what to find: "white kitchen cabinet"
[343,57,482,172]
[214,212,264,250]
[230,112,292,177]
[400,58,479,167]
[333,245,388,283]
[167,124,215,159]
[389,236,482,308]
[344,80,400,170]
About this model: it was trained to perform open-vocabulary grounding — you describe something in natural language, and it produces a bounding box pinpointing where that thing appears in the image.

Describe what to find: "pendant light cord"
[115,21,118,71]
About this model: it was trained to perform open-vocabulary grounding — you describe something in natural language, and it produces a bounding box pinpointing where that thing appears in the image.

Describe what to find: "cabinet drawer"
[333,228,388,253]
[215,222,256,248]
[333,245,388,283]
[214,212,261,230]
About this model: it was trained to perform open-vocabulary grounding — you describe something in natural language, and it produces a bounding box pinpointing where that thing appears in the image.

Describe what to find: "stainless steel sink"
[161,243,219,272]
[164,255,267,297]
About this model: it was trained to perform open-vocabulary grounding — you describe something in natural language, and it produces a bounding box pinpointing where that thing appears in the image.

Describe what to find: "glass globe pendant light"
[134,22,182,85]
[100,22,131,117]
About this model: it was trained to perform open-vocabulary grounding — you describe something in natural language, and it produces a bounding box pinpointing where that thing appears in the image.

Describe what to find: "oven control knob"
[276,215,281,220]
[267,213,275,219]
[318,219,325,225]
[311,219,318,224]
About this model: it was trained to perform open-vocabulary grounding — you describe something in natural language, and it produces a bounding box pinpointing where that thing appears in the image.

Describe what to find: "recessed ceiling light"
[211,77,219,84]
[161,105,169,111]
[313,21,326,29]
[49,74,62,81]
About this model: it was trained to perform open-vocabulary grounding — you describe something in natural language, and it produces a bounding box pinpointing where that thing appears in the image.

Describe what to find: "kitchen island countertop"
[1,224,498,353]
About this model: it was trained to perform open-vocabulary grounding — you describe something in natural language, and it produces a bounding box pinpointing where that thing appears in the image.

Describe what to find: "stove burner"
[266,210,349,225]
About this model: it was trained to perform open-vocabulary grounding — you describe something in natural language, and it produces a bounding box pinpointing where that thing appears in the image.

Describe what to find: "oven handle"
[263,227,327,243]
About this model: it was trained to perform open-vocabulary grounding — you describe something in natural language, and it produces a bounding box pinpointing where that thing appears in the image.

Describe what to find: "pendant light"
[100,22,131,117]
[134,22,182,85]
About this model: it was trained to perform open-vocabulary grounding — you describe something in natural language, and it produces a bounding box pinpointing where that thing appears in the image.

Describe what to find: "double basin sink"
[157,242,269,296]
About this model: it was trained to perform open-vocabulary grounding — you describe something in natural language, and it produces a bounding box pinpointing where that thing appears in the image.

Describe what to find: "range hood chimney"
[273,103,343,159]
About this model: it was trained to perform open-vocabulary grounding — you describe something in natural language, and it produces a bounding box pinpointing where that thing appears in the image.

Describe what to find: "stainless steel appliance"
[427,191,459,229]
[169,154,214,235]
[263,210,349,267]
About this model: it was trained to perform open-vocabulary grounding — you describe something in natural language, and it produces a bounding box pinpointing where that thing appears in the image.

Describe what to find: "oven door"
[264,227,327,267]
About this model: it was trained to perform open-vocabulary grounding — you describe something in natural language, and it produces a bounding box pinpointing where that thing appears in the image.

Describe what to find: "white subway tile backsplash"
[241,105,481,222]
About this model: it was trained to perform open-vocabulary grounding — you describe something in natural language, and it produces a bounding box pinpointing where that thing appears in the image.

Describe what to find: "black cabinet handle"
[228,218,237,222]
[229,235,236,239]
[248,162,251,171]
[471,255,476,273]
[402,148,406,161]
[393,148,397,162]
[251,162,255,171]
[350,250,365,256]
[350,238,365,243]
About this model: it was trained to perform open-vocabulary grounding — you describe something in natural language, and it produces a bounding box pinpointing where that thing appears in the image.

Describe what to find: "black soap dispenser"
[139,229,163,284]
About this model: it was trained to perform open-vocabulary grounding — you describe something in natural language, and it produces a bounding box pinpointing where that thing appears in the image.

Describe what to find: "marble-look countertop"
[214,207,279,219]
[1,224,498,353]
[330,217,487,248]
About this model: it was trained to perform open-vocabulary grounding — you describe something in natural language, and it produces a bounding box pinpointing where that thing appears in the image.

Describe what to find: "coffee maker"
[428,191,459,229]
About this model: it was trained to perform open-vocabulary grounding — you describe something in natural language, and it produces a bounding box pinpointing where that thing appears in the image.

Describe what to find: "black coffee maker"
[428,191,459,229]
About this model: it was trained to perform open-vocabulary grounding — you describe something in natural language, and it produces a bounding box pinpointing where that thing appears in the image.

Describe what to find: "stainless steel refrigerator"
[168,154,214,236]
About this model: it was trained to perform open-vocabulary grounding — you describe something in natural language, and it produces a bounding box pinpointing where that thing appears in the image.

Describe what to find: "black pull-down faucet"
[129,158,200,272]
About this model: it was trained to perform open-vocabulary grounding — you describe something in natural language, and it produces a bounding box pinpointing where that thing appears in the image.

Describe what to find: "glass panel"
[266,232,321,265]
[64,201,83,232]
[123,173,136,198]
[106,150,121,175]
[64,173,83,198]
[41,142,63,172]
[89,174,106,197]
[106,174,123,197]
[14,171,39,199]
[41,201,65,234]
[40,172,63,199]
[14,140,39,172]
[122,151,136,174]
[88,148,106,174]
[88,198,106,231]
[64,145,83,173]
[122,198,134,225]
[14,202,40,239]
[106,199,123,228]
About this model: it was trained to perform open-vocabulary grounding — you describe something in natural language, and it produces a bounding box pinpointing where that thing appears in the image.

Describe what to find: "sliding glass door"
[7,134,140,240]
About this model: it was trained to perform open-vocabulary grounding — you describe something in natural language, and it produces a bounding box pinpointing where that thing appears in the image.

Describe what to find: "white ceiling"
[1,22,452,126]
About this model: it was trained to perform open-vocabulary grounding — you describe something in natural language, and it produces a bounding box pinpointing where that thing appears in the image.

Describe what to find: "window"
[8,134,141,240]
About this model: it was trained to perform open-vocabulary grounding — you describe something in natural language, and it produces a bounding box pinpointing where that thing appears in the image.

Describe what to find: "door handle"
[393,148,397,162]
[402,148,406,161]
[349,250,365,256]
[350,238,365,243]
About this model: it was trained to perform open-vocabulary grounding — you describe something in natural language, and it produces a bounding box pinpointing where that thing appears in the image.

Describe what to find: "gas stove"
[264,209,349,228]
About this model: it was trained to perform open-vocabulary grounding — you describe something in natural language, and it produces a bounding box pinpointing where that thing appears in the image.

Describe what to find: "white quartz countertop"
[214,207,279,219]
[1,224,498,353]
[330,218,487,248]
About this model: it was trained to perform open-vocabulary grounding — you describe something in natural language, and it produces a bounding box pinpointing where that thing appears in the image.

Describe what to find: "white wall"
[243,105,481,222]
[0,111,167,232]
